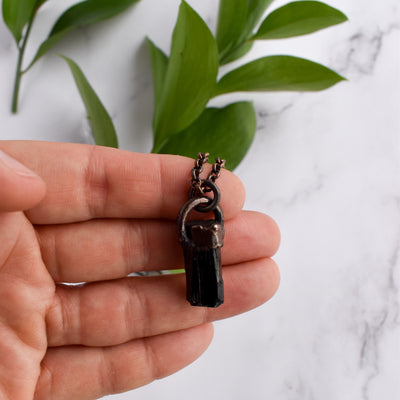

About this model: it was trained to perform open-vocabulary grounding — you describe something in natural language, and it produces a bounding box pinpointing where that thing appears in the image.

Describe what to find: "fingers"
[36,210,281,282]
[34,324,213,400]
[0,141,245,224]
[45,258,280,347]
[0,149,46,212]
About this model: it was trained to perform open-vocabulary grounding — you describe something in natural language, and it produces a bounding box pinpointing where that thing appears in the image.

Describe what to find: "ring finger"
[46,257,280,347]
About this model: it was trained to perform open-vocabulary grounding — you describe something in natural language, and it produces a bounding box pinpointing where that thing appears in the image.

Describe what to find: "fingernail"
[0,149,38,177]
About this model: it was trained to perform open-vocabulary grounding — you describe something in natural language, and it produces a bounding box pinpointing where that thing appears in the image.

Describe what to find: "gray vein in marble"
[126,78,152,104]
[359,313,387,400]
[254,98,298,133]
[284,376,316,400]
[258,102,294,120]
[333,23,400,78]
[388,211,400,326]
[357,202,400,399]
[260,165,325,210]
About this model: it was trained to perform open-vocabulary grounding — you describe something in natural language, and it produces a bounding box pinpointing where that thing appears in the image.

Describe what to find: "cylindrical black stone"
[183,219,224,308]
[177,198,225,308]
[184,245,224,307]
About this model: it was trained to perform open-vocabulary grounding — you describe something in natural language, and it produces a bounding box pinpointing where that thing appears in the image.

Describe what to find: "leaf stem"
[11,11,35,114]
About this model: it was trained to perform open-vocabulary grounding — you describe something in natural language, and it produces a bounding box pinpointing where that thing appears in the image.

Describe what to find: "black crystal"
[183,220,224,307]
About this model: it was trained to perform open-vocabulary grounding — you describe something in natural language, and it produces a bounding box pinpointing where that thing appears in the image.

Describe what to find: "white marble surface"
[1,0,400,399]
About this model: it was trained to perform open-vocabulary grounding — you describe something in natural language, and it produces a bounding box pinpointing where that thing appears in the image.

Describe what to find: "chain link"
[207,157,226,182]
[190,152,225,196]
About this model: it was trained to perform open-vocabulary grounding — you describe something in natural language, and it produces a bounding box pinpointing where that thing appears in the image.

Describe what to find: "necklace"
[177,153,226,308]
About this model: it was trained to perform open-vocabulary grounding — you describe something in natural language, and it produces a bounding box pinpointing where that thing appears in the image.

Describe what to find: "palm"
[0,142,280,400]
[0,212,54,399]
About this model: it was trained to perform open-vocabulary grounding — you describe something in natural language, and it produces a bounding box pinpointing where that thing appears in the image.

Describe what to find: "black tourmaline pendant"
[177,195,225,307]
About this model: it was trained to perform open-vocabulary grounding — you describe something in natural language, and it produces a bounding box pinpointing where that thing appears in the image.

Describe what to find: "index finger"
[0,141,245,224]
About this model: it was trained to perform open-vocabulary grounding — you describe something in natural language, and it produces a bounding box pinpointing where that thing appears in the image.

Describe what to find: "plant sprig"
[147,0,348,169]
[62,56,118,148]
[2,0,140,113]
[3,0,348,170]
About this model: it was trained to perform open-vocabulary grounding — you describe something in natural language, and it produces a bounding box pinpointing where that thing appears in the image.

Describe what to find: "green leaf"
[146,38,169,128]
[62,56,118,148]
[216,0,248,61]
[169,269,185,274]
[2,0,37,43]
[219,0,274,65]
[153,1,219,152]
[27,0,140,69]
[35,0,48,10]
[28,30,69,71]
[215,55,346,95]
[253,1,348,40]
[220,41,254,65]
[49,0,139,34]
[157,102,256,170]
[245,0,275,37]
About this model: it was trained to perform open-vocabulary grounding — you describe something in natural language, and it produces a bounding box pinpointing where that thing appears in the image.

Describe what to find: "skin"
[0,141,280,400]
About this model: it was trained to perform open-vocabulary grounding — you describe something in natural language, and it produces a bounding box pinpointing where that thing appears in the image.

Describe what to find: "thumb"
[0,149,46,212]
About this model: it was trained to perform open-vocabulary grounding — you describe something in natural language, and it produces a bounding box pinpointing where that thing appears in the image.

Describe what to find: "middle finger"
[36,211,280,282]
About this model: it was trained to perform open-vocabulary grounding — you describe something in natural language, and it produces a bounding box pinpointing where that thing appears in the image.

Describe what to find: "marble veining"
[333,25,400,79]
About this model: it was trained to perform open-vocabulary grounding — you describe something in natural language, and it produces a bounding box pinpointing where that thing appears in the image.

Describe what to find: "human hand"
[0,141,280,400]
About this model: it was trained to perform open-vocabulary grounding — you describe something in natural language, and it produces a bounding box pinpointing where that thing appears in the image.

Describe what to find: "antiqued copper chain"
[208,156,226,182]
[190,152,225,196]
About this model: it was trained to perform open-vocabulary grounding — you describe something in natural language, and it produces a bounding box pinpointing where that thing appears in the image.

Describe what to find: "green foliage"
[2,0,140,113]
[28,0,141,70]
[158,102,257,170]
[62,56,118,148]
[216,0,248,62]
[215,55,346,95]
[146,38,169,126]
[35,0,48,9]
[3,0,348,170]
[152,1,219,152]
[220,41,254,66]
[252,1,348,40]
[245,0,276,38]
[148,0,347,169]
[217,0,348,65]
[2,0,38,44]
[217,0,275,65]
